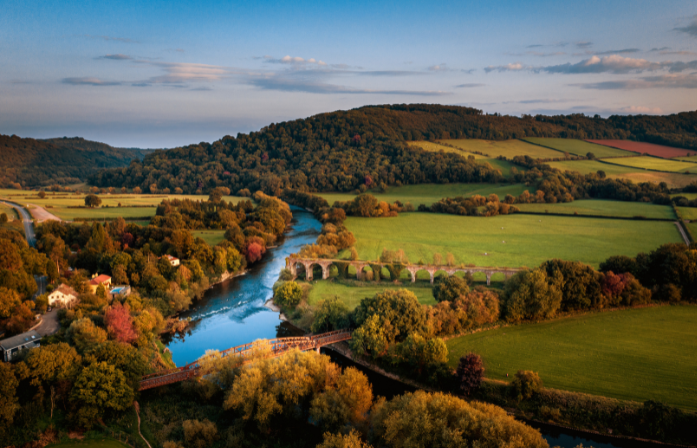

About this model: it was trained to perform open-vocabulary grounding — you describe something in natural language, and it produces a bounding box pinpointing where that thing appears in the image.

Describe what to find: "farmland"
[587,140,697,159]
[306,281,436,309]
[523,138,632,158]
[438,139,562,159]
[543,161,697,188]
[409,141,524,176]
[545,159,639,176]
[446,306,697,410]
[191,230,226,246]
[605,156,697,173]
[0,189,245,221]
[515,199,676,219]
[345,212,682,269]
[319,183,530,207]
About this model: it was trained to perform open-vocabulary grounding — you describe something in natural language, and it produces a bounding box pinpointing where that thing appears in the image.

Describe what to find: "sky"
[1,0,696,148]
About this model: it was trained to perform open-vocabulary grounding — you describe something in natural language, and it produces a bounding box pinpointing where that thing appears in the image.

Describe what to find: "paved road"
[34,309,60,337]
[0,199,37,247]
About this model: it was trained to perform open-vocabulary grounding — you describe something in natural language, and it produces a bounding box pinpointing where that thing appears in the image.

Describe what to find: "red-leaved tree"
[245,242,264,264]
[105,302,137,344]
[456,352,484,395]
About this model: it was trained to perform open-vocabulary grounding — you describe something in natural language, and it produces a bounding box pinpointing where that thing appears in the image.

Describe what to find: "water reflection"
[164,207,321,366]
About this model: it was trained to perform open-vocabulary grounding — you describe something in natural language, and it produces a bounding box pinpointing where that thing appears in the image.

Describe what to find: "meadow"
[545,159,639,176]
[515,199,676,220]
[438,139,562,159]
[0,202,19,220]
[544,160,697,188]
[345,212,682,268]
[605,156,697,173]
[446,306,697,410]
[673,156,697,163]
[318,183,530,207]
[306,280,436,309]
[0,189,245,221]
[522,138,632,158]
[677,207,697,221]
[191,230,226,246]
[587,140,697,159]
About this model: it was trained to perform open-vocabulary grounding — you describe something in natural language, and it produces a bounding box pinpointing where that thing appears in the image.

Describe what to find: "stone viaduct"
[286,256,521,285]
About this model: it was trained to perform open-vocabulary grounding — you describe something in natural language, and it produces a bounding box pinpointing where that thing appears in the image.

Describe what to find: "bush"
[456,353,484,396]
[511,370,543,401]
[182,419,218,448]
[275,281,303,307]
[433,275,470,303]
[502,269,562,322]
[311,296,350,333]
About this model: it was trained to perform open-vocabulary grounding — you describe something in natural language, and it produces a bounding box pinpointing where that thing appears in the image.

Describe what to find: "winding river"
[164,208,672,448]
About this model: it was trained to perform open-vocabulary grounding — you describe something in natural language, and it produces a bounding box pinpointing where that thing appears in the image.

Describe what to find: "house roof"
[0,330,42,350]
[164,254,179,261]
[52,284,78,297]
[89,274,111,285]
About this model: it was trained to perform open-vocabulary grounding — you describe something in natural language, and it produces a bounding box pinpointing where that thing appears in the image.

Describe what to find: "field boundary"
[515,210,675,222]
[518,138,641,160]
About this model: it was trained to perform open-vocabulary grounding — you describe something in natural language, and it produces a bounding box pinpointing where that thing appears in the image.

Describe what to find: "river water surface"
[164,208,672,448]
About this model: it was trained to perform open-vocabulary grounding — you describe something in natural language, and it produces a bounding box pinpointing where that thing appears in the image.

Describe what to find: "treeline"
[89,105,697,195]
[0,134,150,188]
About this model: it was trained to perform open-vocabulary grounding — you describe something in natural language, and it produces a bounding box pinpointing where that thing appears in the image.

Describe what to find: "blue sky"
[1,0,696,148]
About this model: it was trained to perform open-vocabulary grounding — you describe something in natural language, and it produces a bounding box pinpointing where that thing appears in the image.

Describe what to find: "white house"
[47,284,79,309]
[163,254,180,267]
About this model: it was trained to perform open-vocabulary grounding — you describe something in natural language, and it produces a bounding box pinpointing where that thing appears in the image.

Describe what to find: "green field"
[605,156,697,173]
[438,139,562,159]
[345,212,682,268]
[516,199,675,220]
[678,207,697,221]
[0,190,245,221]
[672,156,697,163]
[46,439,131,448]
[0,203,19,221]
[546,159,639,176]
[306,281,436,309]
[545,159,697,188]
[191,230,226,246]
[319,183,530,207]
[523,138,632,158]
[446,306,697,410]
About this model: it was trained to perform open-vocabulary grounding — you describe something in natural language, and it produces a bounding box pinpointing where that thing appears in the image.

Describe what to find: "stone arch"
[433,269,451,283]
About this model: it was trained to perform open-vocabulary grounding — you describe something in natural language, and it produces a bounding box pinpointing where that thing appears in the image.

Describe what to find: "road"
[0,199,37,247]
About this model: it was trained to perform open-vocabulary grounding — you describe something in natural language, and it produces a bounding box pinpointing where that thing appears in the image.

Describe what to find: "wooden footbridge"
[139,329,351,391]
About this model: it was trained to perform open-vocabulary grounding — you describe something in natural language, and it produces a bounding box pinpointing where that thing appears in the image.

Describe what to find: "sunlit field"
[438,139,563,159]
[409,141,525,176]
[515,199,676,220]
[605,156,697,173]
[446,306,697,410]
[523,138,632,158]
[306,281,436,309]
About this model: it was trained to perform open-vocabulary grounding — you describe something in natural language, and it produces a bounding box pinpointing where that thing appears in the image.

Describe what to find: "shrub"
[182,419,218,448]
[311,296,350,333]
[511,370,543,401]
[275,281,303,307]
[456,353,484,395]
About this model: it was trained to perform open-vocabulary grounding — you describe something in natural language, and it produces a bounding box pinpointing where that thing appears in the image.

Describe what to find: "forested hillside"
[0,135,151,188]
[88,105,697,194]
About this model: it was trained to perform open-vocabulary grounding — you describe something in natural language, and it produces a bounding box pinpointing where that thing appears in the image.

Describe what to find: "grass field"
[522,138,632,158]
[544,160,697,188]
[306,280,436,309]
[191,230,226,246]
[605,156,697,173]
[587,140,697,159]
[515,199,676,220]
[0,203,19,221]
[46,439,131,448]
[438,139,562,159]
[446,306,697,410]
[0,190,245,221]
[319,183,531,207]
[345,212,682,268]
[673,156,697,163]
[677,207,697,221]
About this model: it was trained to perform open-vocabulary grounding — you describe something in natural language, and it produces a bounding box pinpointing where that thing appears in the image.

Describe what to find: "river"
[164,208,673,448]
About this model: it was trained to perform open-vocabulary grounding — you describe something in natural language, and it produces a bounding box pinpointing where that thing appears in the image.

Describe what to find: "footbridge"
[138,329,351,391]
[287,257,521,285]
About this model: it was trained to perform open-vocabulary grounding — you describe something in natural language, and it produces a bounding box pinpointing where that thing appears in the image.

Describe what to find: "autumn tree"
[502,269,562,322]
[511,370,543,401]
[274,281,303,307]
[0,287,21,319]
[353,289,427,345]
[67,318,108,353]
[456,353,484,395]
[70,361,134,427]
[104,302,138,344]
[433,276,470,303]
[182,419,218,448]
[317,430,373,448]
[311,297,350,333]
[0,363,19,424]
[310,367,374,430]
[24,343,82,417]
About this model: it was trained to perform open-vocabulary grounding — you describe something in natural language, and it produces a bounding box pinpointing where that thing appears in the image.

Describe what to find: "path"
[675,221,690,245]
[0,199,37,247]
[34,309,60,336]
[133,402,152,448]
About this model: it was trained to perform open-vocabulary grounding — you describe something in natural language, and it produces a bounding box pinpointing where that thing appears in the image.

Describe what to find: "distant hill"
[0,135,154,188]
[89,104,697,194]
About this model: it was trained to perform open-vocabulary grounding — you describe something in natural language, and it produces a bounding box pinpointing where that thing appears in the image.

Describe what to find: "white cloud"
[484,62,530,73]
[544,55,661,74]
[621,106,663,114]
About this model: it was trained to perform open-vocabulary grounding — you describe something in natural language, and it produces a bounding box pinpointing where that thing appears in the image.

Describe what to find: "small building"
[47,284,79,309]
[163,255,180,267]
[89,274,112,293]
[110,285,132,300]
[0,330,42,362]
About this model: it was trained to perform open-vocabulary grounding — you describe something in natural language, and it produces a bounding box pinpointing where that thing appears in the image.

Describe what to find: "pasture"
[409,141,525,176]
[544,161,697,188]
[306,281,436,309]
[318,183,530,207]
[515,199,675,220]
[523,138,632,158]
[446,306,697,410]
[605,156,697,173]
[0,190,245,221]
[587,140,697,159]
[191,230,226,246]
[677,207,697,221]
[0,202,19,221]
[345,212,682,268]
[438,139,562,159]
